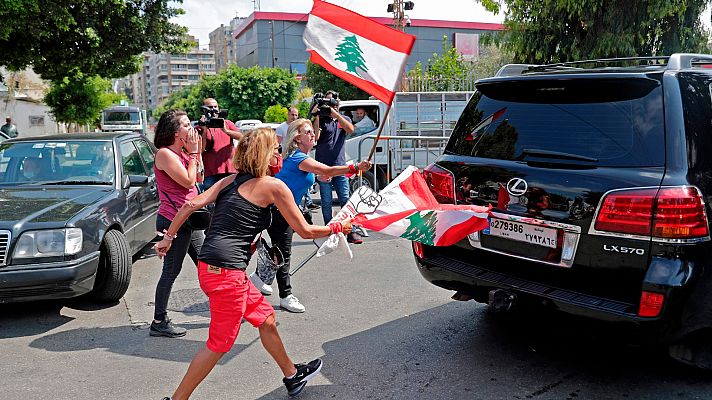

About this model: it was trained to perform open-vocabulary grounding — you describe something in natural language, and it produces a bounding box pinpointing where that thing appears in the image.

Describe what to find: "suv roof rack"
[498,53,712,75]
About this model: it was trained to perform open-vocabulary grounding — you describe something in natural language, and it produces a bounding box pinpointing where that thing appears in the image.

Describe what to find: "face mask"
[268,154,283,176]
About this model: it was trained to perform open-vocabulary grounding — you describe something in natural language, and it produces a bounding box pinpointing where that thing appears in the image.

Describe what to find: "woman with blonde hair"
[250,118,371,313]
[154,128,350,399]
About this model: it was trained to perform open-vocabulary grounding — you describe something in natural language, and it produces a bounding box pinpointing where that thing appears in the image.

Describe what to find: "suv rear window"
[446,76,665,167]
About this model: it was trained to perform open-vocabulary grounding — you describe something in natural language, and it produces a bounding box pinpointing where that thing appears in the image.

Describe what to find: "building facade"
[123,36,216,111]
[230,11,504,76]
[209,18,246,73]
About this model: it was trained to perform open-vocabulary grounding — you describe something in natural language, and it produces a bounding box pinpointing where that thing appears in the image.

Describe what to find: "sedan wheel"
[91,230,132,302]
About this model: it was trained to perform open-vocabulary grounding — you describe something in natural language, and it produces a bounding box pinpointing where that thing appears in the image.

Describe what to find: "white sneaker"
[249,272,272,296]
[280,294,306,313]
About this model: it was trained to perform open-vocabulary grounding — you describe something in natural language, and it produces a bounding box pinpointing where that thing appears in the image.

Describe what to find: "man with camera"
[312,90,363,244]
[197,98,242,191]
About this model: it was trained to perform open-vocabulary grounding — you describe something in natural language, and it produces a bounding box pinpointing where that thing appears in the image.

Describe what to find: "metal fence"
[402,72,482,92]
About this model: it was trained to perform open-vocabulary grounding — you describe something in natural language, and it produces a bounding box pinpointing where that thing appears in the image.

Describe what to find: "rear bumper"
[0,252,100,303]
[415,252,668,324]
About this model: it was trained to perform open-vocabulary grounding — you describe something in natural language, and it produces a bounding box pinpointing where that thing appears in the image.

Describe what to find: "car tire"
[350,169,386,193]
[669,332,712,370]
[91,230,132,302]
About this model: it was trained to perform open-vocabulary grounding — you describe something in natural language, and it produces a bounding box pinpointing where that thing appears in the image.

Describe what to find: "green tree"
[44,73,126,126]
[0,0,189,82]
[477,0,710,63]
[305,61,369,101]
[335,36,369,77]
[406,36,479,91]
[153,65,299,122]
[264,105,288,123]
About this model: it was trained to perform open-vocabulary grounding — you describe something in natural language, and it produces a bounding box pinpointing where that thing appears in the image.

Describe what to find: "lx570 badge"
[603,244,645,255]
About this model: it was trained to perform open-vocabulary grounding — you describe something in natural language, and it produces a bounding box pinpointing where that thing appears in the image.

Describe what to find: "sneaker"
[249,272,273,296]
[283,358,323,397]
[149,318,186,338]
[347,232,363,244]
[280,294,306,313]
[306,203,320,210]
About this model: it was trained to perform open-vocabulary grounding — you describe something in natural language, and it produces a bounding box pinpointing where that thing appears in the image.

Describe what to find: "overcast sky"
[170,0,505,48]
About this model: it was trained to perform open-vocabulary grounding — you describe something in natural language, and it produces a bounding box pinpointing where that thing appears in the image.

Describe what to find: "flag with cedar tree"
[303,0,415,104]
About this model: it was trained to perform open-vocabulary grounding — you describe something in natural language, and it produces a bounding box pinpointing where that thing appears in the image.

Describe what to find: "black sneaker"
[283,358,323,397]
[149,318,187,338]
[306,203,320,210]
[347,232,363,244]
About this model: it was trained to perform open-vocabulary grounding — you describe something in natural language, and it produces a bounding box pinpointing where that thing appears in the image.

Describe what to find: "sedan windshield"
[0,140,115,184]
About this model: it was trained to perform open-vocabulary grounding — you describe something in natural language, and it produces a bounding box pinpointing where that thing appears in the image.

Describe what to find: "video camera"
[197,105,229,129]
[312,92,339,118]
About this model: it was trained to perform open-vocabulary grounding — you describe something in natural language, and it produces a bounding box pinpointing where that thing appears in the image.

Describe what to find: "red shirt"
[202,119,238,177]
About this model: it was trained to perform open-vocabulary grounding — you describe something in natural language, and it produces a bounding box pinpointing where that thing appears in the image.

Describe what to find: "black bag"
[185,206,212,230]
[160,186,213,231]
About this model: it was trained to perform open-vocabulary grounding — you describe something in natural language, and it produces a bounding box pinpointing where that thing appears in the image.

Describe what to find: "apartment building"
[122,36,216,111]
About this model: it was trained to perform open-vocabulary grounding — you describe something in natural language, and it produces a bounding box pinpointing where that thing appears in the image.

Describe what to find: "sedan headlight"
[13,228,83,258]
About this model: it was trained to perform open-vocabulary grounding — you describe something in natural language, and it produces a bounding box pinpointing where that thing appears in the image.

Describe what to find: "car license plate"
[486,218,557,248]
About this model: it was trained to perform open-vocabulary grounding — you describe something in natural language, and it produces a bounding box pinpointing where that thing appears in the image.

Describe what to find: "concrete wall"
[0,98,62,137]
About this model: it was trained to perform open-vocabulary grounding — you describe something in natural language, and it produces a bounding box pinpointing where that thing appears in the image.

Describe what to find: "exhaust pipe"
[488,289,516,312]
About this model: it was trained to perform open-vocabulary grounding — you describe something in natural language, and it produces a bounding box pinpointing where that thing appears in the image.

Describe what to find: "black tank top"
[198,173,272,270]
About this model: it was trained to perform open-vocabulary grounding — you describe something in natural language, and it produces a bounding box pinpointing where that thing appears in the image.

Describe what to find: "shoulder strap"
[215,172,253,204]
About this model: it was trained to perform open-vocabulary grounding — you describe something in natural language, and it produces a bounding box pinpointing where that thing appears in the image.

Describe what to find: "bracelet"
[347,161,358,174]
[329,221,343,235]
[161,229,177,241]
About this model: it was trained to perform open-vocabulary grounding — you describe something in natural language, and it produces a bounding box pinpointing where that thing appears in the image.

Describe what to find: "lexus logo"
[506,178,528,196]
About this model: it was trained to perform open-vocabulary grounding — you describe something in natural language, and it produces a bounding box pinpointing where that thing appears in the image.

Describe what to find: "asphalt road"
[2,227,712,399]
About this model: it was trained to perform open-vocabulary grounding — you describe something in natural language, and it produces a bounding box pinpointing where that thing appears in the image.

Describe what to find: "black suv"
[413,53,712,369]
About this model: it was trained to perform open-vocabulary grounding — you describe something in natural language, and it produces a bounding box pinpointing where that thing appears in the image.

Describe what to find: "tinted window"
[678,72,712,170]
[0,140,114,184]
[103,111,140,124]
[120,141,147,176]
[134,139,155,175]
[447,77,665,167]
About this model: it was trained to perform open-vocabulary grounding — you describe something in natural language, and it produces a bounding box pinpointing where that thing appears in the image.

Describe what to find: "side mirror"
[124,174,149,188]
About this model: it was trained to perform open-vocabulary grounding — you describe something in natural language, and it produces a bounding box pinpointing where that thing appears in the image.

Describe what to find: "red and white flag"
[303,0,415,104]
[315,167,491,260]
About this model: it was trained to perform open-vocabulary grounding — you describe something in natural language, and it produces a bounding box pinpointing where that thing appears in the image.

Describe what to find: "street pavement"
[3,213,712,399]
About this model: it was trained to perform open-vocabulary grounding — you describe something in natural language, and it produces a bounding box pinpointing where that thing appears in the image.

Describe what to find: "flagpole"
[366,104,392,162]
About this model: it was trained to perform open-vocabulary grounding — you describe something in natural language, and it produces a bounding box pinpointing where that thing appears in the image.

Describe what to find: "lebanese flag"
[303,0,415,104]
[325,167,490,247]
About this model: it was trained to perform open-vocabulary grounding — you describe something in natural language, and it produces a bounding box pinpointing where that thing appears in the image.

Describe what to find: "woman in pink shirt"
[151,109,205,338]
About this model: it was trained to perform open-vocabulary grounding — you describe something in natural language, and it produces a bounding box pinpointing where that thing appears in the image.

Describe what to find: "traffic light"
[387,4,394,13]
[404,1,414,10]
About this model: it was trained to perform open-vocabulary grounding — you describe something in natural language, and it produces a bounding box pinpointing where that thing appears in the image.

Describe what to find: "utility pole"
[253,0,260,11]
[390,0,405,31]
[270,20,275,68]
[388,1,413,31]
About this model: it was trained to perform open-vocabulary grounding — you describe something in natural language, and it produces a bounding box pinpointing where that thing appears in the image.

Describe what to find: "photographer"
[197,98,242,191]
[311,91,363,244]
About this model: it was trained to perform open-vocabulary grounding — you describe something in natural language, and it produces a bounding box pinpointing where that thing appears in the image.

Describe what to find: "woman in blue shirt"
[252,118,371,313]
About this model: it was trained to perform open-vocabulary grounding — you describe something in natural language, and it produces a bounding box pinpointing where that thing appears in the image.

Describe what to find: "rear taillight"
[594,186,708,240]
[422,164,455,204]
[413,241,425,258]
[653,187,708,238]
[638,291,664,317]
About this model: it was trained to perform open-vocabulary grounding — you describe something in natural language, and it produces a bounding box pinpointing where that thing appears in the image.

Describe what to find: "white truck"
[100,105,146,135]
[338,91,475,191]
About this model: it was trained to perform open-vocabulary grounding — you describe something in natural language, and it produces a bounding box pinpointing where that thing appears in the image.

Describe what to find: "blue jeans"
[154,214,205,321]
[319,175,350,223]
[201,173,231,191]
